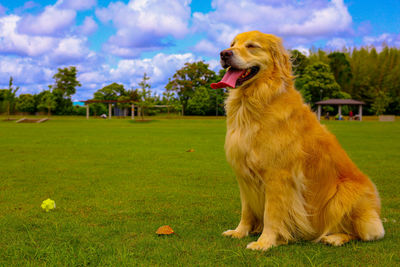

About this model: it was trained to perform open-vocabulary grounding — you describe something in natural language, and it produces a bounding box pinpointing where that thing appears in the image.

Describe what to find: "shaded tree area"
[328,52,352,93]
[1,67,82,116]
[137,73,152,120]
[295,63,342,106]
[92,82,127,116]
[0,77,19,119]
[166,62,227,115]
[292,46,400,115]
[52,66,81,115]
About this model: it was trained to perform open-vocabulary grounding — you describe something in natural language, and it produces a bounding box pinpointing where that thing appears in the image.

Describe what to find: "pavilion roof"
[315,99,365,105]
[82,100,135,104]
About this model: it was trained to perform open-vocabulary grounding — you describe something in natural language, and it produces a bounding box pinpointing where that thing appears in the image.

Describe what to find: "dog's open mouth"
[211,66,260,89]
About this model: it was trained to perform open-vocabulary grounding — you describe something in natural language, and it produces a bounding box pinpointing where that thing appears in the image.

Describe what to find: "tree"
[186,86,211,115]
[288,45,400,115]
[328,52,353,92]
[53,66,81,97]
[117,95,131,116]
[137,73,153,120]
[92,83,126,116]
[3,77,19,119]
[162,91,175,115]
[37,90,57,116]
[125,89,140,102]
[208,68,228,116]
[295,63,341,106]
[16,94,35,113]
[348,47,375,108]
[52,87,74,115]
[50,67,81,115]
[162,91,182,116]
[308,48,329,65]
[166,61,216,115]
[385,62,400,114]
[290,50,309,77]
[94,83,125,100]
[371,90,390,115]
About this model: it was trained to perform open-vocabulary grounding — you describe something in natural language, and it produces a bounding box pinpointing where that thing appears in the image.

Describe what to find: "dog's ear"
[270,39,293,80]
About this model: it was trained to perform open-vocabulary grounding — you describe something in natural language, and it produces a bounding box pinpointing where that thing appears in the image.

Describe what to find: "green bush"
[146,107,160,116]
[72,105,86,116]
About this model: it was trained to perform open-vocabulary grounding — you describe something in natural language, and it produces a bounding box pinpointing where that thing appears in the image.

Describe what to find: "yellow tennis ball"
[41,198,56,212]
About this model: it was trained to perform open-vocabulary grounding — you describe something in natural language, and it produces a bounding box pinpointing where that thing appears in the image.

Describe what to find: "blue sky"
[0,0,399,100]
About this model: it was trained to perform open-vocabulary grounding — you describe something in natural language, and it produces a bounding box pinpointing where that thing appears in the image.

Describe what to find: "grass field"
[0,116,399,266]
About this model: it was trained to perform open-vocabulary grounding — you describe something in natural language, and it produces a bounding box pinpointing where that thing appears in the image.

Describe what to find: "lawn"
[0,117,399,266]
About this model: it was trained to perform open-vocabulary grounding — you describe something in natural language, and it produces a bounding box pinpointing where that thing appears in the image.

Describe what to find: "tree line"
[84,62,227,117]
[1,45,399,117]
[292,46,400,115]
[0,66,81,117]
[166,47,400,116]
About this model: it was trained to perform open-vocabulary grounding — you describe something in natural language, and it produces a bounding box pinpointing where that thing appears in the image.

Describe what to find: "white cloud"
[0,14,97,67]
[128,0,189,38]
[17,6,76,36]
[193,0,353,49]
[78,16,98,35]
[47,37,91,64]
[292,46,310,56]
[0,52,104,99]
[55,0,97,11]
[206,59,221,71]
[78,71,106,84]
[193,39,220,56]
[363,33,394,46]
[0,56,54,88]
[109,53,196,86]
[326,38,351,50]
[69,52,199,99]
[96,0,191,57]
[0,15,57,57]
[280,0,351,37]
[362,33,400,51]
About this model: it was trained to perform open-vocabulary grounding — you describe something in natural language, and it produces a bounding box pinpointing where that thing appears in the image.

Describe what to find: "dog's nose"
[220,49,233,59]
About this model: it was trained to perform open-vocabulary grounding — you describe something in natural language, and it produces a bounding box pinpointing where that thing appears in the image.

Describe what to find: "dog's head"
[211,31,292,89]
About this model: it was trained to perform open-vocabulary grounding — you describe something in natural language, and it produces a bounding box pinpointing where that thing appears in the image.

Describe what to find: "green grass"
[0,117,399,266]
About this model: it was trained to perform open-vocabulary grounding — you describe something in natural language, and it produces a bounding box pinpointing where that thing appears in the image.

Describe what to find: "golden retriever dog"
[211,31,384,251]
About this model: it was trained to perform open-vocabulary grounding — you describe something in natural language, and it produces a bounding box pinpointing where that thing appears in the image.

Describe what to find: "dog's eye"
[246,44,258,48]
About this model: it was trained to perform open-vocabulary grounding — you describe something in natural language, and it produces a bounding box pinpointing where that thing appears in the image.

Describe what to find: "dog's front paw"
[246,241,274,251]
[222,229,247,239]
[320,234,356,246]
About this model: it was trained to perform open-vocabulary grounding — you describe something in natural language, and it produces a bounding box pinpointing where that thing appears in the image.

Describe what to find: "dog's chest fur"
[225,90,276,181]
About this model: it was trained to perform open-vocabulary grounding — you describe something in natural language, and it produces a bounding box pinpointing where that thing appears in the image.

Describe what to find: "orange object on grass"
[156,225,174,235]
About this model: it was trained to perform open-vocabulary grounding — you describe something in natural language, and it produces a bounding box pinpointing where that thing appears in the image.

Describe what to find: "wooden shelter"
[83,100,136,120]
[82,100,171,120]
[315,99,365,121]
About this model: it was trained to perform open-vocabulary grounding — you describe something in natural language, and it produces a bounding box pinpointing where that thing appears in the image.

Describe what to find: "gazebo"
[82,100,171,120]
[315,99,365,121]
[83,100,136,120]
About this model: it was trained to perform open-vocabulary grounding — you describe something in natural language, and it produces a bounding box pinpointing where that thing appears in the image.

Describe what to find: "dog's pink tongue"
[211,69,246,89]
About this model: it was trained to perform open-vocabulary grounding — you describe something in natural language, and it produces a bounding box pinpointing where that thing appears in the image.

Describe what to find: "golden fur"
[221,31,384,250]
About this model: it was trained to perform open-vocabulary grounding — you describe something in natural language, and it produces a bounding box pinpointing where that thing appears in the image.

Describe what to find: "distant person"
[349,110,354,120]
[335,114,343,120]
[325,112,330,120]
